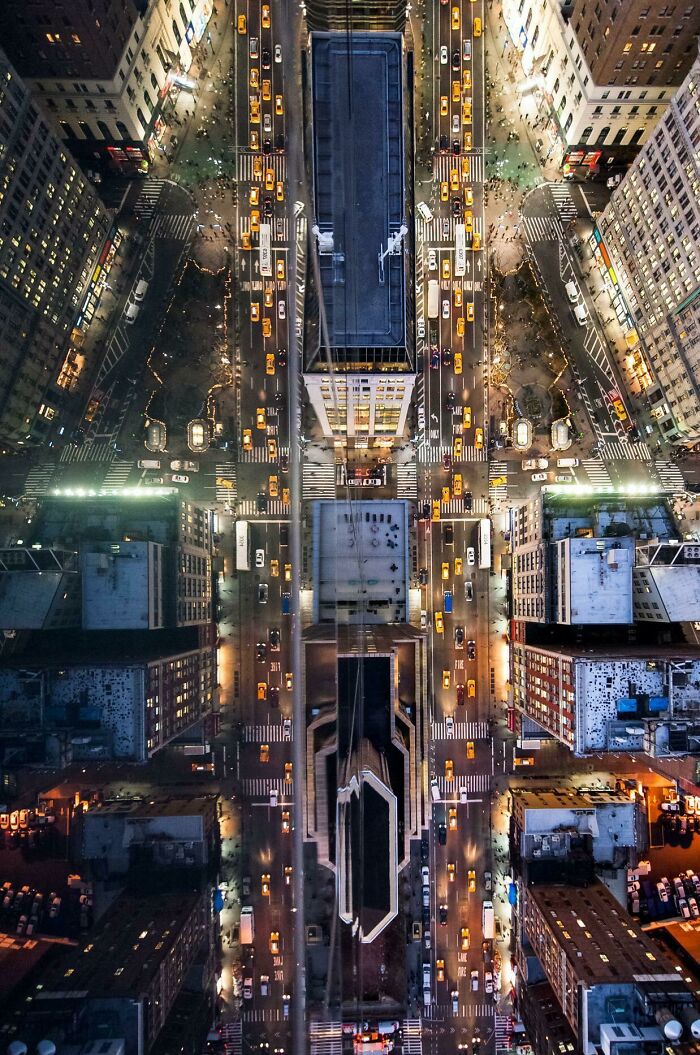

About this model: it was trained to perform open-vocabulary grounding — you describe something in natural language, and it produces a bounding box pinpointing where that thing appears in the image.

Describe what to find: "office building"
[302,34,416,446]
[0,890,214,1055]
[0,0,215,169]
[511,641,700,756]
[0,47,111,449]
[518,882,700,1053]
[81,540,165,629]
[81,794,219,874]
[501,0,700,162]
[0,547,81,630]
[634,541,700,622]
[305,0,407,33]
[598,55,700,442]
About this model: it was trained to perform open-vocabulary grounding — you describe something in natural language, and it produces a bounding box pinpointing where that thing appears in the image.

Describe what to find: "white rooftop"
[555,537,634,623]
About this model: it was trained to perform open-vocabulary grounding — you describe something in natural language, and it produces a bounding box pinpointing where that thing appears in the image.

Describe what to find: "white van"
[565,280,579,303]
[574,303,588,325]
[125,302,140,325]
[134,279,149,302]
[138,459,161,469]
[556,457,579,467]
[417,201,433,223]
[430,778,440,802]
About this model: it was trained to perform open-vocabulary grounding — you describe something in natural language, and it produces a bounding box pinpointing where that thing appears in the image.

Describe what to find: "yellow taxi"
[264,285,274,308]
[265,168,275,191]
[455,557,463,575]
[251,302,260,322]
[464,209,473,233]
[454,287,463,308]
[285,762,293,783]
[491,475,507,487]
[440,95,449,116]
[613,398,627,421]
[242,428,253,451]
[474,427,483,449]
[257,682,267,701]
[460,926,470,950]
[260,743,269,763]
[442,669,451,689]
[467,869,476,893]
[464,186,473,207]
[256,407,266,429]
[453,435,463,459]
[432,499,441,522]
[276,258,285,280]
[461,156,470,180]
[437,957,446,982]
[473,231,481,250]
[262,79,271,101]
[241,231,252,250]
[269,930,280,954]
[250,186,260,206]
[253,155,263,179]
[284,563,292,582]
[441,486,450,504]
[449,807,457,831]
[452,5,460,28]
[266,353,275,375]
[282,487,290,504]
[262,2,271,27]
[276,180,284,202]
[453,473,463,497]
[452,80,461,102]
[281,810,290,834]
[442,258,451,280]
[450,167,460,191]
[262,872,271,896]
[262,318,271,338]
[447,862,456,883]
[269,474,279,497]
[237,13,247,33]
[456,317,465,337]
[464,130,472,150]
[454,351,462,373]
[468,679,476,698]
[250,97,261,124]
[442,561,450,580]
[445,758,454,780]
[462,99,472,125]
[440,180,449,201]
[467,302,475,322]
[463,69,472,90]
[275,94,284,115]
[474,16,482,36]
[270,559,279,577]
[251,209,260,232]
[435,611,444,634]
[463,406,472,429]
[467,741,475,759]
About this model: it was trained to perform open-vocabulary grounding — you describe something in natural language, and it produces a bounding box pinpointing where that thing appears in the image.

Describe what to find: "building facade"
[0,0,215,168]
[501,0,700,163]
[633,541,700,621]
[0,47,111,448]
[598,55,700,442]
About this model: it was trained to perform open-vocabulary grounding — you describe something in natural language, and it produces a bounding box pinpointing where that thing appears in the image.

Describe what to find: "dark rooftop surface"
[311,33,405,352]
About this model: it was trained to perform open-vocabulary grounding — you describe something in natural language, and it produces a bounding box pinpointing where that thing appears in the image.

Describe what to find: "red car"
[456,685,465,706]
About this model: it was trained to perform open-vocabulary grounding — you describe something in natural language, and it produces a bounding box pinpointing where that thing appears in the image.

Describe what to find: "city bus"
[259,222,272,277]
[478,517,491,570]
[427,279,440,319]
[235,520,251,571]
[455,223,466,277]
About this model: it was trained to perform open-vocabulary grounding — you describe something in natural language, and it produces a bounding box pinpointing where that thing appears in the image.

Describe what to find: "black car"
[442,347,452,367]
[430,348,440,369]
[262,138,273,155]
[422,502,431,520]
[451,196,462,217]
[445,524,454,545]
[454,626,464,648]
[452,49,460,69]
[437,822,447,845]
[439,903,448,925]
[419,567,429,585]
[256,642,267,662]
[269,686,280,707]
[467,640,476,660]
[257,492,268,512]
[421,836,430,862]
[262,48,271,68]
[452,139,461,155]
[275,132,285,151]
[464,490,473,512]
[446,391,456,411]
[280,452,289,472]
[280,524,289,546]
[269,627,281,650]
[263,195,273,217]
[277,347,288,367]
[274,391,285,407]
[439,133,449,151]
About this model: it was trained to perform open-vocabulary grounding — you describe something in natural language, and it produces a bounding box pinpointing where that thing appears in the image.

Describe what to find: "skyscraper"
[0,47,110,448]
[598,53,700,442]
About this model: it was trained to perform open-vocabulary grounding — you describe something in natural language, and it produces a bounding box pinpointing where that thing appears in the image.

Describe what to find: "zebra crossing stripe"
[598,439,651,462]
[654,459,686,493]
[302,463,336,499]
[435,772,489,797]
[523,215,564,243]
[60,441,116,464]
[150,213,195,243]
[309,1020,343,1055]
[582,458,613,487]
[236,499,289,517]
[241,777,294,798]
[402,1019,422,1054]
[432,720,489,740]
[23,464,57,497]
[243,724,291,743]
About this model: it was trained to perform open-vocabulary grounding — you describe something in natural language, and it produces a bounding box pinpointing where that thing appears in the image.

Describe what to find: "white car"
[263,113,272,133]
[531,472,548,482]
[171,473,189,483]
[422,866,430,888]
[452,114,460,135]
[470,970,479,991]
[255,549,265,568]
[657,881,669,902]
[440,45,448,64]
[417,317,426,338]
[484,971,494,995]
[446,715,454,736]
[428,249,438,270]
[274,43,282,62]
[466,547,475,566]
[442,299,450,319]
[451,989,459,1015]
[278,299,286,319]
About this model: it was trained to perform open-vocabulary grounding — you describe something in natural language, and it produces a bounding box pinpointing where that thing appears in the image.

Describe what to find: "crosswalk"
[215,462,237,502]
[433,772,490,797]
[522,213,565,243]
[150,212,195,243]
[220,1021,242,1055]
[581,458,613,488]
[489,461,508,500]
[598,438,651,462]
[133,177,166,220]
[431,720,489,740]
[101,460,134,490]
[309,1020,342,1054]
[23,463,57,497]
[402,1019,422,1054]
[59,441,116,464]
[237,498,289,518]
[396,460,418,498]
[429,1001,494,1019]
[433,153,483,184]
[241,777,294,798]
[243,723,292,743]
[302,461,336,499]
[237,152,287,182]
[495,1013,513,1054]
[548,182,577,223]
[418,445,487,463]
[239,214,289,242]
[242,1008,285,1022]
[654,459,686,494]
